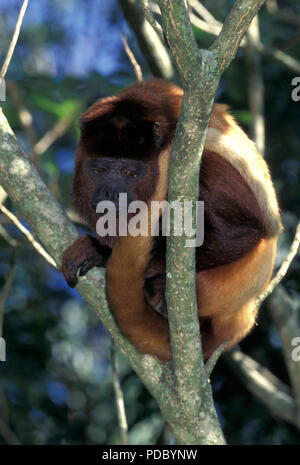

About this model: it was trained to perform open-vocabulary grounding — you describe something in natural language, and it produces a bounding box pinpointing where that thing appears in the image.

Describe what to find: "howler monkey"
[62,79,281,361]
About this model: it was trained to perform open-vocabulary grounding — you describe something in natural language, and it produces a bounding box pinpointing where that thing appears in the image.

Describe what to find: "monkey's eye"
[122,168,138,178]
[92,167,108,174]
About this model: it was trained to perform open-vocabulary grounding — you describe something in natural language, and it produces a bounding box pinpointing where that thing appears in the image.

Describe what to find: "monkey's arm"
[62,234,111,288]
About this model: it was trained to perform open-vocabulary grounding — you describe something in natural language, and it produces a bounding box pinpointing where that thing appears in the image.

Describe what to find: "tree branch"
[0,224,18,248]
[0,0,28,79]
[157,0,266,393]
[246,16,265,155]
[118,0,175,79]
[157,0,214,404]
[224,347,299,428]
[187,0,221,27]
[121,34,143,82]
[258,220,300,305]
[268,286,300,426]
[141,0,165,42]
[151,0,265,443]
[185,4,300,74]
[32,111,76,157]
[210,0,265,73]
[111,342,129,445]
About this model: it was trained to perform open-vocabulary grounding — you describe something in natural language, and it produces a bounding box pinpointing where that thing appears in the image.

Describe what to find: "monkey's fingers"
[62,255,105,288]
[62,260,80,288]
[79,256,105,277]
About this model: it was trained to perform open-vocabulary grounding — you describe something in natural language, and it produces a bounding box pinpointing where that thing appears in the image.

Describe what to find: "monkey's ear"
[153,122,164,148]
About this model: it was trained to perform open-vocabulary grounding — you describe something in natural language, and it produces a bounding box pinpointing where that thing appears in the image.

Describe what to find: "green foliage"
[30,96,79,118]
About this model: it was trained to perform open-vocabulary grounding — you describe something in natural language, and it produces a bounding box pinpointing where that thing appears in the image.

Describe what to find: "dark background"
[0,0,299,445]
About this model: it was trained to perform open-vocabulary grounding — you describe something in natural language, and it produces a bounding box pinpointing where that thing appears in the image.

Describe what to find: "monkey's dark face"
[75,119,163,222]
[85,157,147,212]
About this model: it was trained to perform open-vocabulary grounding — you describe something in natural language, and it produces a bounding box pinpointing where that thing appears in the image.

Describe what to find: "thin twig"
[246,16,265,155]
[121,34,143,82]
[257,43,300,74]
[224,348,298,427]
[33,112,75,157]
[268,286,300,424]
[118,0,175,80]
[257,220,300,305]
[0,186,8,206]
[187,0,221,27]
[189,12,223,36]
[0,225,18,248]
[0,204,56,268]
[265,0,278,14]
[6,81,76,171]
[6,81,38,155]
[0,416,21,445]
[271,7,300,28]
[0,0,29,78]
[0,387,21,445]
[110,342,129,445]
[205,342,228,378]
[0,389,10,424]
[0,252,15,338]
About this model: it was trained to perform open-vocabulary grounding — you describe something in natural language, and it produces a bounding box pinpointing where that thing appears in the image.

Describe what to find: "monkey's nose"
[92,187,120,210]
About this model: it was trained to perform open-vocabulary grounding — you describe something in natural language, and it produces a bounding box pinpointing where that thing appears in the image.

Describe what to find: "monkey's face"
[72,94,173,242]
[75,153,159,247]
[75,121,163,218]
[85,157,148,212]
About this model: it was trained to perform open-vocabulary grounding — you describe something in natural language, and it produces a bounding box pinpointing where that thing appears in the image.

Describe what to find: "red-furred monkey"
[62,79,281,361]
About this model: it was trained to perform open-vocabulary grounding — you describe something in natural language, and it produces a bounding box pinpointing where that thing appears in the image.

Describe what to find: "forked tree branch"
[155,0,265,395]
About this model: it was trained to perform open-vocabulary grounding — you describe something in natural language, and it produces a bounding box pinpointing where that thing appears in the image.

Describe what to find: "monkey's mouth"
[93,205,131,219]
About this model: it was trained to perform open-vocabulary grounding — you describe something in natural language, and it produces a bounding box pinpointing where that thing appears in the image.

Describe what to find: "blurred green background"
[0,0,299,445]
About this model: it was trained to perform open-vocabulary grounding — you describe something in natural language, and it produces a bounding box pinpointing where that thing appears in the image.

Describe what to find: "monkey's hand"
[62,234,110,288]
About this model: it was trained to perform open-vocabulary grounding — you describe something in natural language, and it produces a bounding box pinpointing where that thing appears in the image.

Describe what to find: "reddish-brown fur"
[62,79,281,361]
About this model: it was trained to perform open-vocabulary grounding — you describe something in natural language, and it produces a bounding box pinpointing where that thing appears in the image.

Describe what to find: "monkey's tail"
[105,233,171,361]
